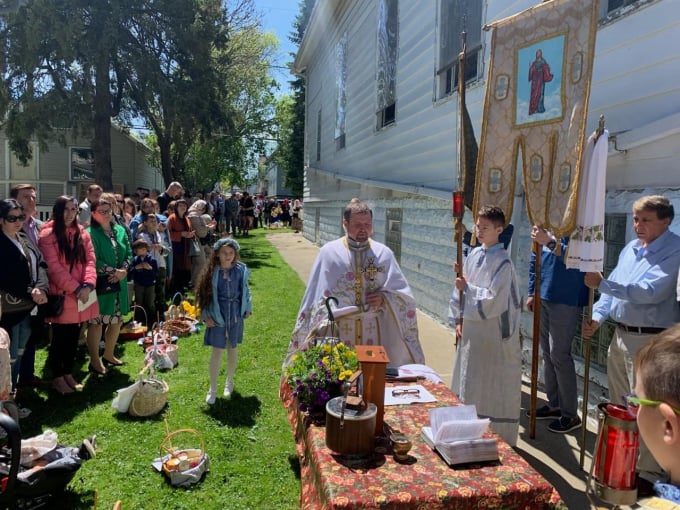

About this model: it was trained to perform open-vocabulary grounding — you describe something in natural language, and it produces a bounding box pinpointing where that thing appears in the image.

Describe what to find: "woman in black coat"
[0,199,49,391]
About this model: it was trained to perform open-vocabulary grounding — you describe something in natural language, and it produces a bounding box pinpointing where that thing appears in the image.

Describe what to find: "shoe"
[64,374,84,391]
[18,375,44,388]
[52,377,75,395]
[527,405,561,420]
[548,416,582,434]
[223,381,234,398]
[78,435,97,460]
[206,390,216,405]
[88,363,106,376]
[102,357,125,367]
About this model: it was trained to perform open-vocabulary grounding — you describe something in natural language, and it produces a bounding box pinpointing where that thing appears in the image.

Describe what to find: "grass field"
[16,228,305,509]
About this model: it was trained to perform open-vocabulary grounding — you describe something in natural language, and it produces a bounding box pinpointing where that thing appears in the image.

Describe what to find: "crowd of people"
[0,181,299,406]
[5,180,680,504]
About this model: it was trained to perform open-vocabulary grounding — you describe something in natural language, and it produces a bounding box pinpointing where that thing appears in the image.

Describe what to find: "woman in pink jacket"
[39,196,99,394]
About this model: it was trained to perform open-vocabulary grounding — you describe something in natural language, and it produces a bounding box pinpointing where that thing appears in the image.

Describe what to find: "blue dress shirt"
[592,229,680,328]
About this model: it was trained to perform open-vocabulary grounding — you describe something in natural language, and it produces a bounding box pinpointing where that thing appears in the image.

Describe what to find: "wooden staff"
[453,32,467,348]
[529,241,542,439]
[579,115,605,468]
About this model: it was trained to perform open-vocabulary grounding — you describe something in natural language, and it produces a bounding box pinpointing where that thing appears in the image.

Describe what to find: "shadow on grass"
[203,392,261,427]
[288,454,301,480]
[19,365,139,436]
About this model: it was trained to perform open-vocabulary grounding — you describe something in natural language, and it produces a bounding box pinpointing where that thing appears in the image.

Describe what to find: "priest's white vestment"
[284,237,425,368]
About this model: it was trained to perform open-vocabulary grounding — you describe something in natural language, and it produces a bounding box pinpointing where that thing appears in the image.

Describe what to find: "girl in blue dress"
[196,237,252,405]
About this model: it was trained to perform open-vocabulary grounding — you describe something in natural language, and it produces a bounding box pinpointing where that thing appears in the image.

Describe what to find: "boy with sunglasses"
[632,323,680,503]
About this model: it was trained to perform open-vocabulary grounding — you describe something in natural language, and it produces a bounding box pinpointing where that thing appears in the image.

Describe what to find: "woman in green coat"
[86,198,132,375]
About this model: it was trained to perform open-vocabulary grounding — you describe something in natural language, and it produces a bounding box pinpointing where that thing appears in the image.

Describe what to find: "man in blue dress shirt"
[583,195,680,487]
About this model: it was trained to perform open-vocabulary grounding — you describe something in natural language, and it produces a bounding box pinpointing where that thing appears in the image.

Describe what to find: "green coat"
[87,224,132,316]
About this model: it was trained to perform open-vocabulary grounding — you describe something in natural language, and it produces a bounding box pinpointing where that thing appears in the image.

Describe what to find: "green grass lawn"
[16,228,305,509]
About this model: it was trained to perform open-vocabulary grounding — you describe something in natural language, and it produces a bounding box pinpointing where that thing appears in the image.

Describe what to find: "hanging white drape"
[565,129,608,272]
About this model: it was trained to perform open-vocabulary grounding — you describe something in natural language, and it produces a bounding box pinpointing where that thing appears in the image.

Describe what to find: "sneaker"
[526,405,561,420]
[206,390,216,405]
[548,416,582,434]
[223,381,234,399]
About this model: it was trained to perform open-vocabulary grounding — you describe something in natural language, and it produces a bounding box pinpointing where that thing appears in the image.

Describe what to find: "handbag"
[96,274,121,295]
[0,290,35,315]
[39,293,65,318]
[188,239,201,257]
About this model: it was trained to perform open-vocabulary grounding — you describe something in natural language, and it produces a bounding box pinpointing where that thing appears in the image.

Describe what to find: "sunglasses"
[96,209,113,215]
[4,214,26,223]
[624,393,680,417]
[391,388,420,398]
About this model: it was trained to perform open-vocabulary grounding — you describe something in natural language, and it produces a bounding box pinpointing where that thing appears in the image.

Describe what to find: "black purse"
[39,293,65,318]
[96,275,121,295]
[0,291,35,315]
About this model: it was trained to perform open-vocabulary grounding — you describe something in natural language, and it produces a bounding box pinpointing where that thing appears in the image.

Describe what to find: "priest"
[283,199,425,369]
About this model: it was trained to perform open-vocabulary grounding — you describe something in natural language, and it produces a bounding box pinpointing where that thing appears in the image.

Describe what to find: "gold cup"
[391,433,412,461]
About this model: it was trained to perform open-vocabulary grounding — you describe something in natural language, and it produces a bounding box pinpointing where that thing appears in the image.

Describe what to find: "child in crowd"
[632,324,680,503]
[448,205,522,446]
[129,239,158,327]
[137,213,170,320]
[196,237,252,405]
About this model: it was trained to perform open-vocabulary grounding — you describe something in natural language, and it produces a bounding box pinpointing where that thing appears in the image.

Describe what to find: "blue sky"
[253,0,300,95]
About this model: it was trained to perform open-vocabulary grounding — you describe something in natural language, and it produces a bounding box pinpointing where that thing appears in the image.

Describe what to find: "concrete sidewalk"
[268,232,595,509]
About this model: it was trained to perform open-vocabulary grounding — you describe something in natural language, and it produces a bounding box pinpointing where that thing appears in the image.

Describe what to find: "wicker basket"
[162,318,192,337]
[128,365,169,417]
[159,428,209,487]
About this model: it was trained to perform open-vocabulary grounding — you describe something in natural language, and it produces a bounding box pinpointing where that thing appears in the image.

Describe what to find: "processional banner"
[473,0,599,238]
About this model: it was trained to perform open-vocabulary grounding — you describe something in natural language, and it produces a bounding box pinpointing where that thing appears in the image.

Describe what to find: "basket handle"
[139,360,155,380]
[159,428,206,459]
[171,292,184,306]
[130,304,148,325]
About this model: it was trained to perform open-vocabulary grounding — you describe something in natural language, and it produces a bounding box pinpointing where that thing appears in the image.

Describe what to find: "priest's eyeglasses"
[624,392,680,417]
[391,388,420,398]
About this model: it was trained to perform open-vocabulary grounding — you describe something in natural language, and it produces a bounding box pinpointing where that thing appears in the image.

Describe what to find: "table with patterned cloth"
[281,380,566,509]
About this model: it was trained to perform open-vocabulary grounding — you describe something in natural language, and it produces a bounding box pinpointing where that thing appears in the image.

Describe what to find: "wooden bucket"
[325,397,377,456]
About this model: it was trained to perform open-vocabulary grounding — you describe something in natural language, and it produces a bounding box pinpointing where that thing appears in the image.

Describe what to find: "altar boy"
[448,205,522,446]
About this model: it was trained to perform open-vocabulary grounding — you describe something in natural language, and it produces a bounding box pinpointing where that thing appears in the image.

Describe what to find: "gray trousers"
[607,327,663,477]
[539,301,581,419]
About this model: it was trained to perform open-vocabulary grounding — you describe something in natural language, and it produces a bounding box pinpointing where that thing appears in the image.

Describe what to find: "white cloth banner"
[565,129,608,272]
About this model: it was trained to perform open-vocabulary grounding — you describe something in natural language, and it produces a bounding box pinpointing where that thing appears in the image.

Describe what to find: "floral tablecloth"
[281,380,566,509]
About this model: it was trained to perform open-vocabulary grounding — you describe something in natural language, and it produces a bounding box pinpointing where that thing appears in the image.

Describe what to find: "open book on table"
[421,405,499,466]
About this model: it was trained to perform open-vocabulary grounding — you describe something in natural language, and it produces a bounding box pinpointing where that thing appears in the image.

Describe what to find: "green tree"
[0,0,137,189]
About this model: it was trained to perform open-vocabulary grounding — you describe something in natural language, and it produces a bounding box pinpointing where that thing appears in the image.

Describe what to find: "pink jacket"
[38,222,99,324]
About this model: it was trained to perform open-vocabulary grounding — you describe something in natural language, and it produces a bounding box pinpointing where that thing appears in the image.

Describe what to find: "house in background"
[293,0,680,384]
[1,124,160,219]
[263,159,294,198]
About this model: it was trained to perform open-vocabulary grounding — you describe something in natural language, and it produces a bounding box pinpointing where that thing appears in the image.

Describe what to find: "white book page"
[429,406,490,443]
[78,289,98,312]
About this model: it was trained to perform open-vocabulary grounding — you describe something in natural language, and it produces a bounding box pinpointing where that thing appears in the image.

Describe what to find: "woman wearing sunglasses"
[38,196,99,393]
[86,199,132,375]
[0,198,49,392]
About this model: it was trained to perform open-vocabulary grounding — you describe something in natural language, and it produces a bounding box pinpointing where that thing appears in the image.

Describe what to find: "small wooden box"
[355,345,390,435]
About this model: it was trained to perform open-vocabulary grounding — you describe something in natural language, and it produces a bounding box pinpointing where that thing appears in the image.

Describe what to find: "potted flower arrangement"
[285,341,359,416]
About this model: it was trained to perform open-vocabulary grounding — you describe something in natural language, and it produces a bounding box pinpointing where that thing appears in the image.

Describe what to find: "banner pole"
[453,32,467,349]
[529,241,542,439]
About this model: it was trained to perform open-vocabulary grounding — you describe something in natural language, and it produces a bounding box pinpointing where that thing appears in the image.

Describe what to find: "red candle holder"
[452,191,465,219]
